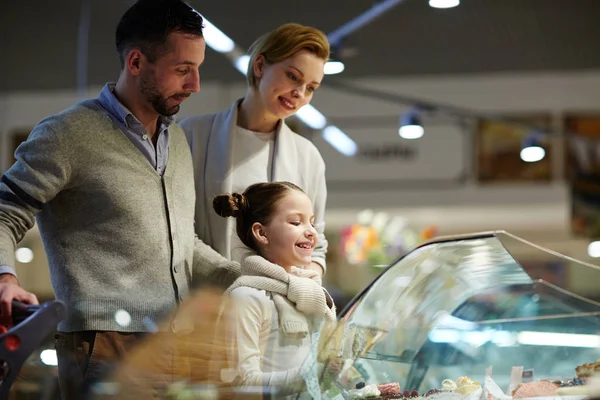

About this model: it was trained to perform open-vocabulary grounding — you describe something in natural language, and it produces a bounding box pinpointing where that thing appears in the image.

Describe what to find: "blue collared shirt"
[97,83,170,176]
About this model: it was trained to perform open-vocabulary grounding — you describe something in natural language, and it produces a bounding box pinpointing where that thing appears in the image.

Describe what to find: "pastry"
[456,377,472,387]
[511,381,558,398]
[556,386,591,396]
[349,384,381,399]
[377,382,401,397]
[441,379,457,391]
[455,384,480,396]
[575,360,600,379]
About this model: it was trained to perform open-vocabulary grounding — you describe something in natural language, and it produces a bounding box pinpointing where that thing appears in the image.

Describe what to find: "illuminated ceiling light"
[201,18,235,53]
[234,54,250,75]
[15,247,34,263]
[296,104,327,130]
[429,0,460,9]
[520,130,546,163]
[324,61,345,75]
[399,125,424,140]
[322,126,358,157]
[399,108,424,139]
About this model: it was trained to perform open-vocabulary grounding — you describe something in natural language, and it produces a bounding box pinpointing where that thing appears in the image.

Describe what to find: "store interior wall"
[2,69,600,300]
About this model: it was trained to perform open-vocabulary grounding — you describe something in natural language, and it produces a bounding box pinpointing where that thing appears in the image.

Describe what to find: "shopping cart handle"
[9,301,41,326]
[0,300,66,399]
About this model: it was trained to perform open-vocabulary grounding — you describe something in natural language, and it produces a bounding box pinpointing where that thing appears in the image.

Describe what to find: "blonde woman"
[180,23,330,277]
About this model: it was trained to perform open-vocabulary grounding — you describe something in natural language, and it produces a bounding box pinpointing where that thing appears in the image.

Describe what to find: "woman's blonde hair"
[246,23,330,89]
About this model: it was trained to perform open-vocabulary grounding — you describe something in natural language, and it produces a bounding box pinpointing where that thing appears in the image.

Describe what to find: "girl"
[180,23,330,278]
[212,181,336,398]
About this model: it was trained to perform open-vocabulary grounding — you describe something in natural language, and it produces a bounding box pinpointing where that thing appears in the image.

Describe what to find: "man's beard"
[140,71,189,117]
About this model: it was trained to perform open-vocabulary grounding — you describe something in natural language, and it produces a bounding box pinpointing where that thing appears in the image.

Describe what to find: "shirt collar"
[98,83,175,130]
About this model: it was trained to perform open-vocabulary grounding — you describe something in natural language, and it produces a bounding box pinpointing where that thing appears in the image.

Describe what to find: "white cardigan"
[179,99,328,269]
[225,286,311,396]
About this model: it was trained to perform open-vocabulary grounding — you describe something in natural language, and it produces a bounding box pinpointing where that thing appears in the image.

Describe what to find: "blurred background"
[3,0,600,307]
[2,1,600,395]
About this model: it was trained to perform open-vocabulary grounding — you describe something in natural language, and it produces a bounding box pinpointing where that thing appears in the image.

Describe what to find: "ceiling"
[1,0,599,92]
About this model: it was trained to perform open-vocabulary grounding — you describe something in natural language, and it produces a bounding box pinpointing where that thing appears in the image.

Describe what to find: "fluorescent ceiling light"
[202,18,235,53]
[296,104,327,130]
[429,0,460,9]
[322,126,358,157]
[234,55,250,75]
[324,61,345,75]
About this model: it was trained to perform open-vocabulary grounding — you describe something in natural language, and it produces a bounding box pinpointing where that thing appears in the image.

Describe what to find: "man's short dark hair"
[116,0,204,68]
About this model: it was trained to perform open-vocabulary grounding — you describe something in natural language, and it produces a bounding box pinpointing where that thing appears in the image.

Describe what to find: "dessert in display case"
[316,231,600,400]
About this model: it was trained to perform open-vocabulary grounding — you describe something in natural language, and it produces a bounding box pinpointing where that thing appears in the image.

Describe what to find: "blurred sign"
[313,123,467,188]
[566,114,600,238]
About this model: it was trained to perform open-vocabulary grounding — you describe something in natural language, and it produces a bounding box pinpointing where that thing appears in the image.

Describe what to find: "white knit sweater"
[217,253,335,397]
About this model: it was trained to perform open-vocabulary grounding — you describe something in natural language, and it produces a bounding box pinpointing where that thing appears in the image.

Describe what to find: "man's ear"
[125,49,146,76]
[251,222,269,246]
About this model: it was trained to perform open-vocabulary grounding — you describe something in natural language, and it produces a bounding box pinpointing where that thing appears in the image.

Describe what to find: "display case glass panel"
[318,232,600,400]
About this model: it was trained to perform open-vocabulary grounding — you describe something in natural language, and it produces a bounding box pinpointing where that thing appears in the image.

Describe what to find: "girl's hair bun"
[213,192,248,218]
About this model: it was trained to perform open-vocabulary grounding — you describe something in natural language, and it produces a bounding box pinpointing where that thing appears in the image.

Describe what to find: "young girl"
[180,23,330,278]
[212,181,336,399]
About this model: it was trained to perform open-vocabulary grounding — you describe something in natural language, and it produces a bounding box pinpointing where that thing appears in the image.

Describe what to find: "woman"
[212,182,336,398]
[179,23,330,276]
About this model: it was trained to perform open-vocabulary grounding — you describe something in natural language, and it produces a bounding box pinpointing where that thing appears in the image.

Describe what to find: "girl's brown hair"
[213,181,304,252]
[246,23,330,89]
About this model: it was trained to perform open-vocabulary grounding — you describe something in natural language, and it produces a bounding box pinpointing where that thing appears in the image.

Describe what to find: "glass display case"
[317,231,600,400]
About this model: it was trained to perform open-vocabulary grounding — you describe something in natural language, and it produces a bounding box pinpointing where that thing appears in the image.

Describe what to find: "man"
[0,0,238,397]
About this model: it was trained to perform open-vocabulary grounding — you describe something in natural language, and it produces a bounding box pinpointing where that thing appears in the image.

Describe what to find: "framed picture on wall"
[565,114,600,238]
[475,114,553,183]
